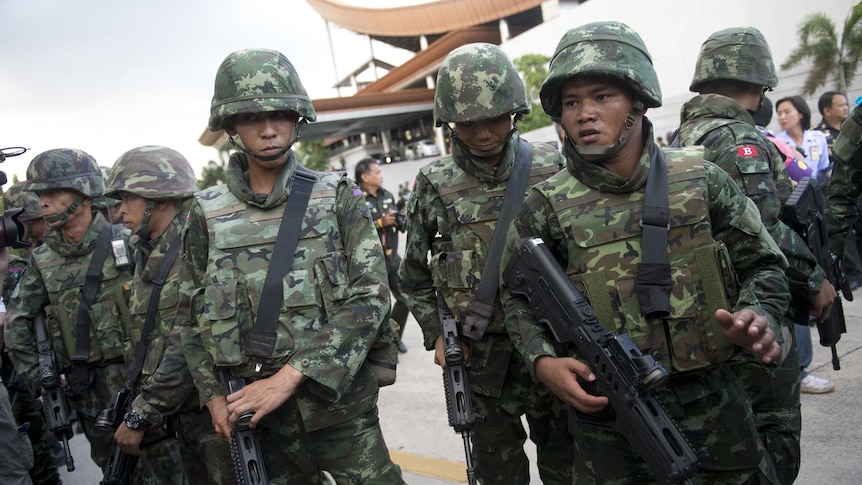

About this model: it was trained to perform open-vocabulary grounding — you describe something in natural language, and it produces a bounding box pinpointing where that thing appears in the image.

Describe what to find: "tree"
[781,2,862,95]
[198,159,227,189]
[294,139,330,172]
[513,53,554,133]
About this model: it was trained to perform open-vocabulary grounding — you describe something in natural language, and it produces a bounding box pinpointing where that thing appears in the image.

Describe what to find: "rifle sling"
[636,147,672,318]
[462,139,533,340]
[245,166,318,357]
[70,224,113,394]
[124,232,183,388]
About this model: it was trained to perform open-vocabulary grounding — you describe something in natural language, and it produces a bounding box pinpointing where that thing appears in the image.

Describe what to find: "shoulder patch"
[352,188,363,197]
[737,146,758,157]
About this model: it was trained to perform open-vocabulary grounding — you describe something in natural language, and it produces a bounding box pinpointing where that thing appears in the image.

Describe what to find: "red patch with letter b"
[737,146,758,157]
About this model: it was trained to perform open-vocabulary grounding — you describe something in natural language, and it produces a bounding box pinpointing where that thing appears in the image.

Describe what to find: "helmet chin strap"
[572,101,643,162]
[136,200,155,238]
[44,193,85,226]
[228,119,307,162]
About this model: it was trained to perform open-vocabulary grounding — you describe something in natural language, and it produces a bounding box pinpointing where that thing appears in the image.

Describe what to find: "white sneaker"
[801,374,835,394]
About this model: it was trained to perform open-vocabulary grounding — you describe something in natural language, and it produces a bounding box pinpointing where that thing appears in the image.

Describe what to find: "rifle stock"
[437,291,480,485]
[502,237,701,485]
[35,312,75,472]
[780,177,849,370]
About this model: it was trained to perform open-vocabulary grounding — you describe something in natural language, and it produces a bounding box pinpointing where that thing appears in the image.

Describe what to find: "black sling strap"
[70,224,114,396]
[245,166,319,358]
[635,147,672,317]
[124,232,183,388]
[462,139,533,340]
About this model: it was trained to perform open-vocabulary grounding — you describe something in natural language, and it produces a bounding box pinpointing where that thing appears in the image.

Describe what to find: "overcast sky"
[0,0,415,185]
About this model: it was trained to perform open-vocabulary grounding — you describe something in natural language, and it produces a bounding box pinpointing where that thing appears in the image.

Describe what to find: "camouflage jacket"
[5,212,133,416]
[501,122,790,378]
[363,186,403,272]
[2,251,28,306]
[679,94,826,303]
[826,104,862,250]
[128,203,200,423]
[398,131,563,396]
[182,152,389,432]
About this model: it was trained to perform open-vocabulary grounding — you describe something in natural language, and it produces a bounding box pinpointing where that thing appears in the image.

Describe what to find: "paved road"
[57,157,862,483]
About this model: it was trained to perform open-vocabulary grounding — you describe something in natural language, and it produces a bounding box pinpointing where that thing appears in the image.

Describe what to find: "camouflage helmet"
[26,148,103,198]
[2,181,43,222]
[433,42,530,127]
[690,27,778,92]
[93,166,121,207]
[105,146,199,200]
[541,21,662,118]
[209,48,317,131]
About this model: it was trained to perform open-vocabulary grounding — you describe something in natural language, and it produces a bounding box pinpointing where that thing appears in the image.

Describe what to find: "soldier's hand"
[432,335,470,367]
[380,211,397,227]
[810,279,837,323]
[535,356,608,413]
[114,423,145,457]
[205,396,232,441]
[226,365,307,428]
[716,308,781,364]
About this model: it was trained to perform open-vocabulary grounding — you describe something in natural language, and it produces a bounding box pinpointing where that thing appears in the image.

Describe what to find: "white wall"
[505,0,862,140]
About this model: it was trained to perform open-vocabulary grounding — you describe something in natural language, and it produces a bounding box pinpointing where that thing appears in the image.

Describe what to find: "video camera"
[0,146,32,249]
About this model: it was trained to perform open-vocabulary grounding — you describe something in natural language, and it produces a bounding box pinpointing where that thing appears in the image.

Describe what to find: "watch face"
[125,411,147,431]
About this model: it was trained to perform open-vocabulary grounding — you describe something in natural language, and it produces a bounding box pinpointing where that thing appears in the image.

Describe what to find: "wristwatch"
[123,409,152,431]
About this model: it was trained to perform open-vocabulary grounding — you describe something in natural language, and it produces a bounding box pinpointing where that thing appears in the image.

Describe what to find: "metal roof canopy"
[301,102,434,140]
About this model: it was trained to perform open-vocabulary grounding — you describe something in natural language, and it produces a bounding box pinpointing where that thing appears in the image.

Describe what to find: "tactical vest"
[196,172,347,377]
[128,222,186,387]
[424,142,561,333]
[33,235,134,371]
[833,107,862,163]
[541,150,737,373]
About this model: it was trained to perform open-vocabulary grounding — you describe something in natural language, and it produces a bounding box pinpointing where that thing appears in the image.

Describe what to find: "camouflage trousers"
[469,348,573,485]
[173,405,235,484]
[254,399,403,484]
[729,332,801,485]
[0,383,33,485]
[569,365,778,485]
[80,415,186,485]
[9,387,61,484]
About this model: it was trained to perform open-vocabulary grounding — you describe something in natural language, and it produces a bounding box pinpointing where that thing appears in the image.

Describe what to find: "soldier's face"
[38,188,84,228]
[229,110,298,167]
[453,113,513,165]
[118,192,147,234]
[560,76,635,148]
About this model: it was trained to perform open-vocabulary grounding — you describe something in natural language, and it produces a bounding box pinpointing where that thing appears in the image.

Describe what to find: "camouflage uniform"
[826,104,862,249]
[1,184,61,485]
[4,149,134,471]
[501,22,787,484]
[361,184,410,342]
[399,43,572,484]
[182,48,403,484]
[105,146,230,484]
[677,28,824,483]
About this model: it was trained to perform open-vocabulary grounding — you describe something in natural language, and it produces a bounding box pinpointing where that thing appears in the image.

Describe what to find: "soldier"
[676,27,838,481]
[501,21,788,483]
[105,146,234,483]
[355,158,410,353]
[0,183,61,485]
[182,48,403,483]
[827,103,862,266]
[399,43,572,484]
[4,149,135,473]
[96,166,124,225]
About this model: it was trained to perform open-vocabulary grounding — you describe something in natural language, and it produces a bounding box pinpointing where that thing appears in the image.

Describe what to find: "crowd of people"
[1,18,861,485]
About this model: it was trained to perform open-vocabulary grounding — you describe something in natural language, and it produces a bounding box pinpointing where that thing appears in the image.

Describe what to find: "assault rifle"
[35,312,75,472]
[223,374,268,485]
[437,291,480,485]
[98,388,135,485]
[502,237,702,485]
[780,176,850,370]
